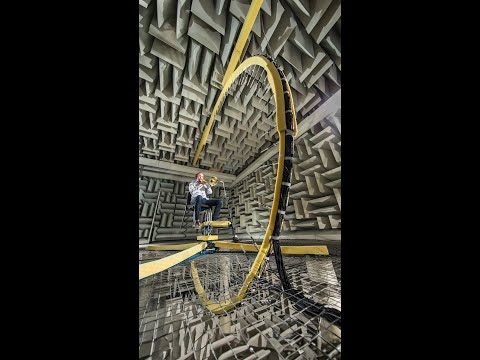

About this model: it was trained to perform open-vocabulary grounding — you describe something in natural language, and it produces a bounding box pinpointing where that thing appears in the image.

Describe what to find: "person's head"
[195,172,204,182]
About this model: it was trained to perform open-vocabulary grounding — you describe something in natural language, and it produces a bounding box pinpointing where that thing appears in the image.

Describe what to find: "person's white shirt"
[189,180,212,204]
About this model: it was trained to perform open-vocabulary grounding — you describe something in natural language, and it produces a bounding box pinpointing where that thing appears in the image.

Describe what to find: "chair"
[181,192,213,231]
[181,190,238,241]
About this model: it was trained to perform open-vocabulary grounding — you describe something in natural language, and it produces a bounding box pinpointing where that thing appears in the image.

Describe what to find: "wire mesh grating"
[139,246,341,359]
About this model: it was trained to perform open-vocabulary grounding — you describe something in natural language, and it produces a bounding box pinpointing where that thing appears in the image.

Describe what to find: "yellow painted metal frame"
[146,243,197,251]
[197,235,219,241]
[214,241,329,255]
[139,242,206,280]
[146,242,328,255]
[201,220,231,228]
[193,55,297,165]
[222,0,264,87]
[279,245,329,255]
[190,55,298,314]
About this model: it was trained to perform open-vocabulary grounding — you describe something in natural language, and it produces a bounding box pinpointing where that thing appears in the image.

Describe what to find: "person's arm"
[189,181,199,193]
[205,183,213,195]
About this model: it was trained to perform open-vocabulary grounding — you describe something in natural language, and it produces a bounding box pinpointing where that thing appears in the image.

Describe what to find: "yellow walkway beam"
[139,242,206,280]
[146,243,197,251]
[222,0,264,87]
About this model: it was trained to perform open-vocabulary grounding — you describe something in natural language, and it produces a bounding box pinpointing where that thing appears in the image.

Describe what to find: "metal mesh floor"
[139,246,341,359]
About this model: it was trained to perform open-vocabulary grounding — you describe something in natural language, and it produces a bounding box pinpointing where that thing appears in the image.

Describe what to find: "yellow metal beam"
[146,243,197,251]
[190,55,296,315]
[139,242,206,280]
[222,0,264,87]
[281,245,329,255]
[215,241,258,252]
[215,241,329,255]
[201,220,231,228]
[197,235,219,241]
[193,55,287,165]
[192,0,265,165]
[146,242,328,255]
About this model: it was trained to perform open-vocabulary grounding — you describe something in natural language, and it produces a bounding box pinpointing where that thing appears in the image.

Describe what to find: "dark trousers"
[193,197,223,221]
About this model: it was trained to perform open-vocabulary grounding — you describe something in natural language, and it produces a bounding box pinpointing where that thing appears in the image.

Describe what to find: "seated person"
[189,172,223,228]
